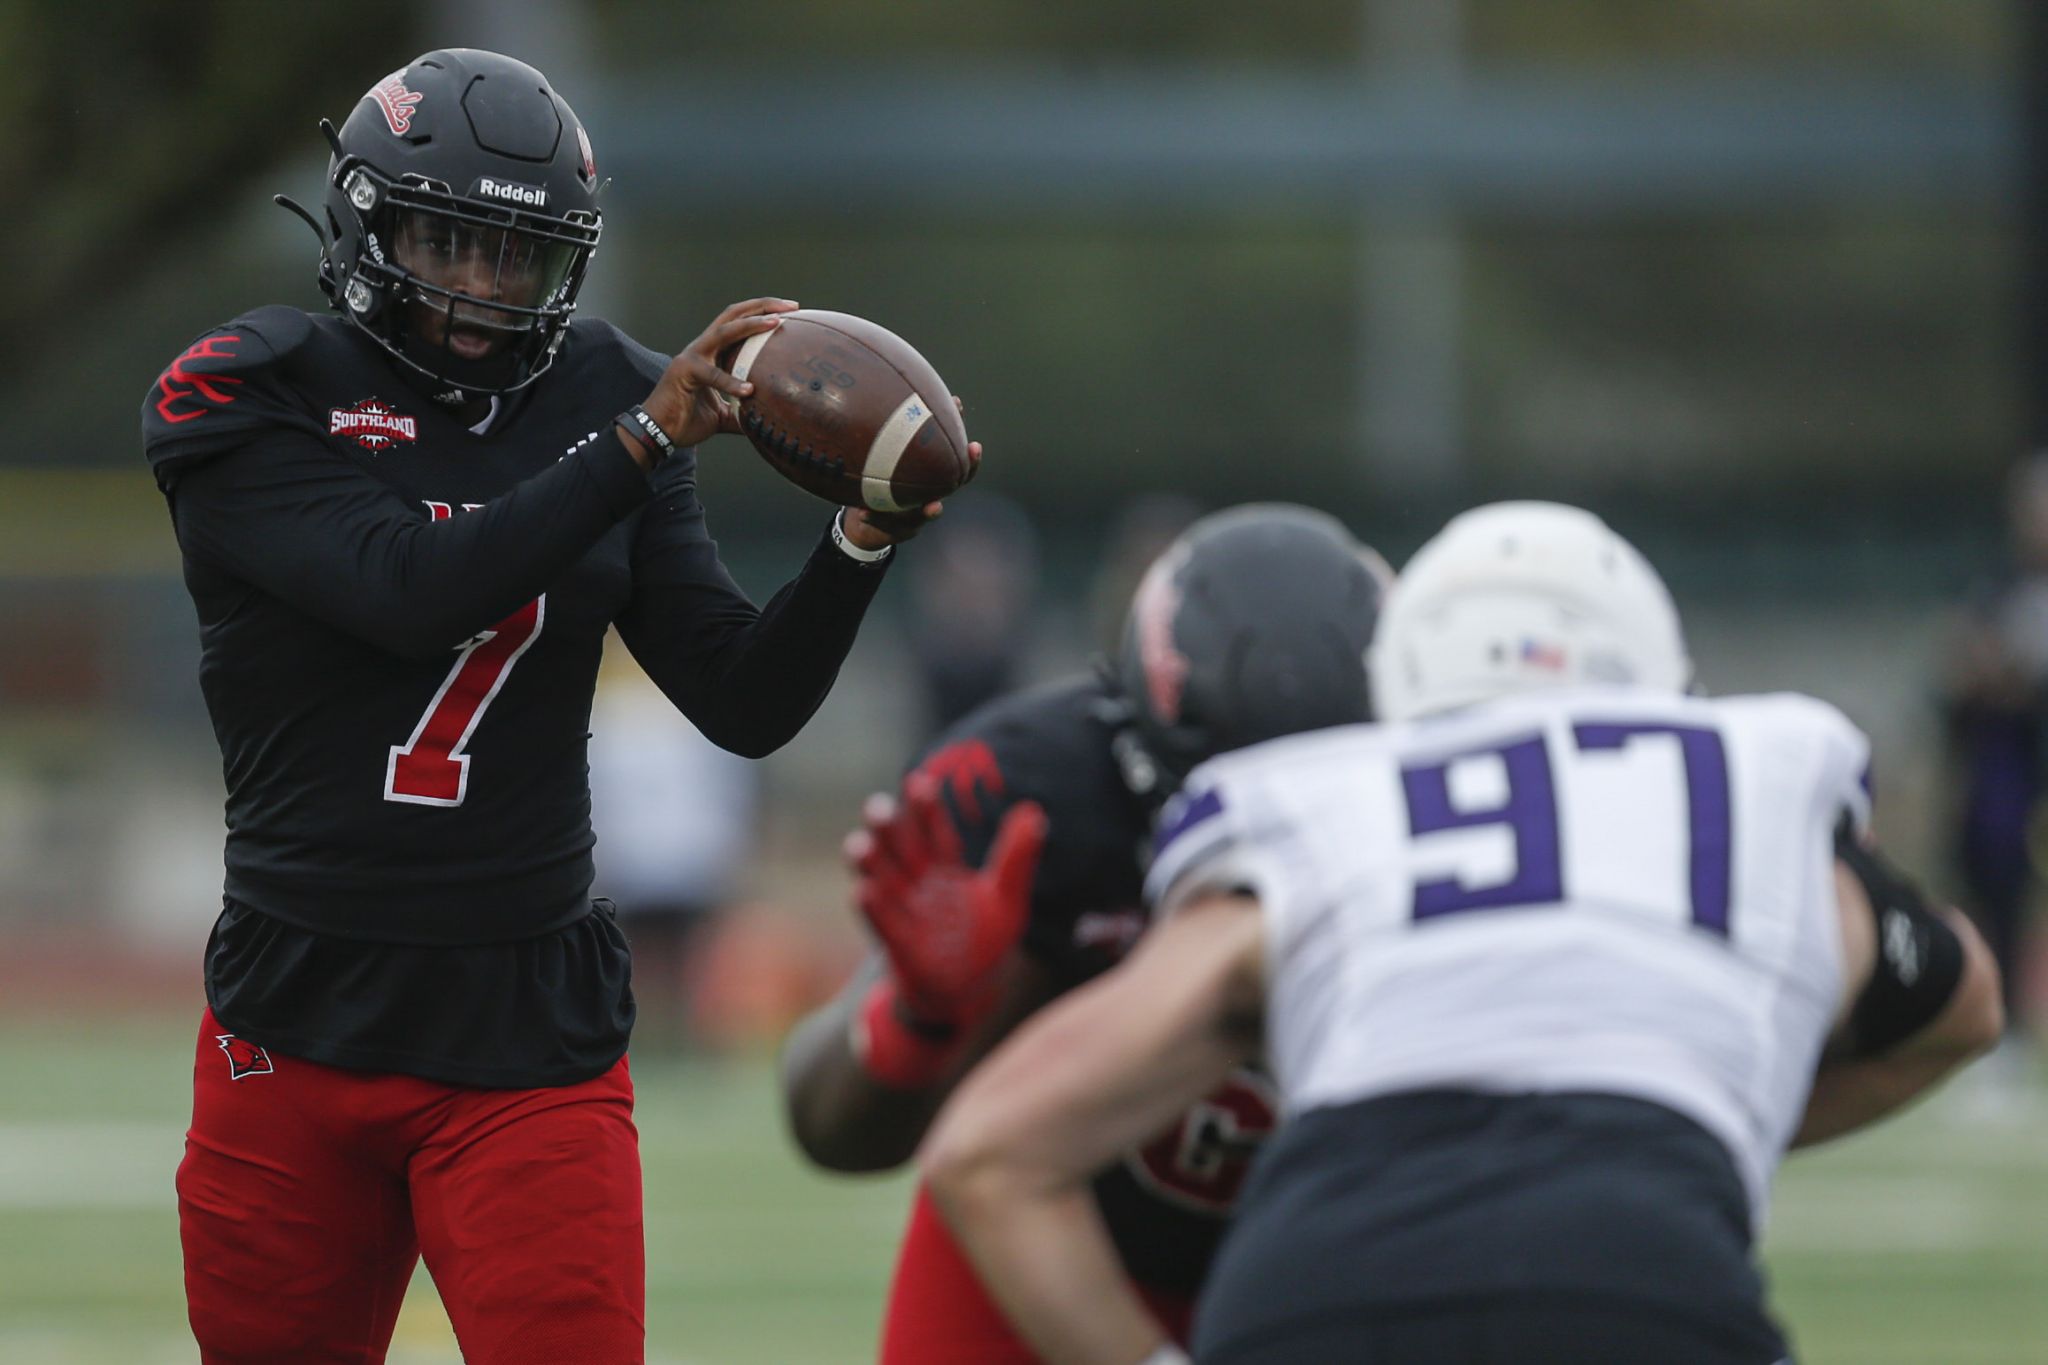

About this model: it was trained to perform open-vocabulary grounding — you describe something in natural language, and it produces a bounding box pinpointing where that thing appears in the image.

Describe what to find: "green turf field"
[0,1014,2041,1364]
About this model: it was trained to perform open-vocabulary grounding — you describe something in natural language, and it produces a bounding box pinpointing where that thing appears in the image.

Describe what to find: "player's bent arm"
[780,951,1057,1173]
[617,456,899,758]
[921,892,1264,1365]
[1793,856,2004,1149]
[169,432,653,659]
[618,553,886,759]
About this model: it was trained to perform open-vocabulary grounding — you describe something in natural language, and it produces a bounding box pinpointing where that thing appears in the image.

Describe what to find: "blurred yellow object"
[0,471,177,577]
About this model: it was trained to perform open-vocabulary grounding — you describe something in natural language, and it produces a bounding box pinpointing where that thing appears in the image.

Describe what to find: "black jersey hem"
[204,994,629,1090]
[223,864,595,945]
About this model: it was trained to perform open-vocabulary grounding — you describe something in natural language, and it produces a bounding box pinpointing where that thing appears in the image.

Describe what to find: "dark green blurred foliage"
[1464,215,2013,491]
[581,0,2005,72]
[1465,0,2004,69]
[0,0,421,352]
[583,0,1360,67]
[609,220,1360,517]
[2,0,2018,587]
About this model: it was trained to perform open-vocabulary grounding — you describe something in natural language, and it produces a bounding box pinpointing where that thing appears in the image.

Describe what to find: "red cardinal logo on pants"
[216,1034,275,1080]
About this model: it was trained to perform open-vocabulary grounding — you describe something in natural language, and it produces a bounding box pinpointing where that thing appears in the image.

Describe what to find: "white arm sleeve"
[1144,764,1292,921]
[1805,696,1874,838]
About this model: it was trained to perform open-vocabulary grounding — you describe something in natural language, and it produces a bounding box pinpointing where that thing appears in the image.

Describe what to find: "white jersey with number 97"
[1145,685,1872,1223]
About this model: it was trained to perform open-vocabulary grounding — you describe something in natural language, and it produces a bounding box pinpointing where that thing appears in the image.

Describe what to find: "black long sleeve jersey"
[142,306,889,1085]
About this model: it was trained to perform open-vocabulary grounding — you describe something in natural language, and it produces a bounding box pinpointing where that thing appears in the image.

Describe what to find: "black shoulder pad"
[140,307,319,489]
[1834,818,1967,1057]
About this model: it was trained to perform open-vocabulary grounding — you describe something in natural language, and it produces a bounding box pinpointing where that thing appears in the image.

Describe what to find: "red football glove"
[846,772,1048,1032]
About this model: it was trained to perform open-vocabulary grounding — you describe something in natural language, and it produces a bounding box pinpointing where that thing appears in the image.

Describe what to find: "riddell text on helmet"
[473,178,548,208]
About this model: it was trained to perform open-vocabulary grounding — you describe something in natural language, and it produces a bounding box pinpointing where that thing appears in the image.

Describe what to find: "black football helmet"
[1111,503,1392,801]
[300,49,604,400]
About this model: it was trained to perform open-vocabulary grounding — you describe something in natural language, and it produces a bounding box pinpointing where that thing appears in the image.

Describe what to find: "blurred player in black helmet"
[142,48,976,1364]
[780,504,1390,1363]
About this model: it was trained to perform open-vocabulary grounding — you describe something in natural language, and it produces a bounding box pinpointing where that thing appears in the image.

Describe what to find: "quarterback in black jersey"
[779,505,1389,1363]
[145,50,974,1365]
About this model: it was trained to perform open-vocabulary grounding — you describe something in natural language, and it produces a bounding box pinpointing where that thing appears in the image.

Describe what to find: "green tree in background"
[0,1,421,347]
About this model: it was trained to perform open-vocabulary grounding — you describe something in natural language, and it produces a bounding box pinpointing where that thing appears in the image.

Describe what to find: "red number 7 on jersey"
[384,501,545,807]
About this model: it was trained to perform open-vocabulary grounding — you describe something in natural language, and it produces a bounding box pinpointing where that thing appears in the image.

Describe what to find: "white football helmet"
[1369,501,1691,722]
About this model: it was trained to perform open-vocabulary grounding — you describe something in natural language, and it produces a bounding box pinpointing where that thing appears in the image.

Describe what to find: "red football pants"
[177,1008,643,1365]
[879,1184,1194,1364]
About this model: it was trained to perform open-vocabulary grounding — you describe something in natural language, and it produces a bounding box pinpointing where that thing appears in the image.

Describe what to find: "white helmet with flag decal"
[1369,501,1691,723]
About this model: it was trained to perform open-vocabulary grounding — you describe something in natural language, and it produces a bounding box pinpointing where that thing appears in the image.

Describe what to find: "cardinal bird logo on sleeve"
[217,1034,275,1080]
[154,335,244,424]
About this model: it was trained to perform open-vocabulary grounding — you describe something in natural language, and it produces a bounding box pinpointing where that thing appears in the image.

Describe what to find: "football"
[721,310,973,512]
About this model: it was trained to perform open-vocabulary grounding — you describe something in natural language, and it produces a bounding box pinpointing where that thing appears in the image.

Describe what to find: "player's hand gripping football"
[639,296,801,454]
[845,773,1047,1032]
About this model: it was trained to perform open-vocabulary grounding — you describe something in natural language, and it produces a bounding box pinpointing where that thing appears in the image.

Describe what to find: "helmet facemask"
[300,51,609,404]
[331,161,599,400]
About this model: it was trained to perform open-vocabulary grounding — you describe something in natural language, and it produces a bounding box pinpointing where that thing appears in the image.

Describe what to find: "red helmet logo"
[1132,550,1191,725]
[372,73,423,137]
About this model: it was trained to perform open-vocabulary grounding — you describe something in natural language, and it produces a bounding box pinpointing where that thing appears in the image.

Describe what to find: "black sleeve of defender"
[1834,817,1967,1058]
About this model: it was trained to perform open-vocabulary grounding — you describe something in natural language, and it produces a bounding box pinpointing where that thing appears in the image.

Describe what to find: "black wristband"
[1835,818,1968,1057]
[618,404,678,463]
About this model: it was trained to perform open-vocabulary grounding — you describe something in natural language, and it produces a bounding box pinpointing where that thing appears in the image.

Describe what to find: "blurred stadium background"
[2,1,2044,1360]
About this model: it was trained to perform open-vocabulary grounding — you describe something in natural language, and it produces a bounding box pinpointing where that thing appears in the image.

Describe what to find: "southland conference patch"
[329,398,420,452]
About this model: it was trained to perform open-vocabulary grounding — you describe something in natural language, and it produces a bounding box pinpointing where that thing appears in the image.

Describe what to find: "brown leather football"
[720,310,972,512]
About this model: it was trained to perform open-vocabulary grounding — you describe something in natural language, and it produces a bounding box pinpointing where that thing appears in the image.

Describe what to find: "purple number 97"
[1403,736,1563,919]
[1401,723,1733,936]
